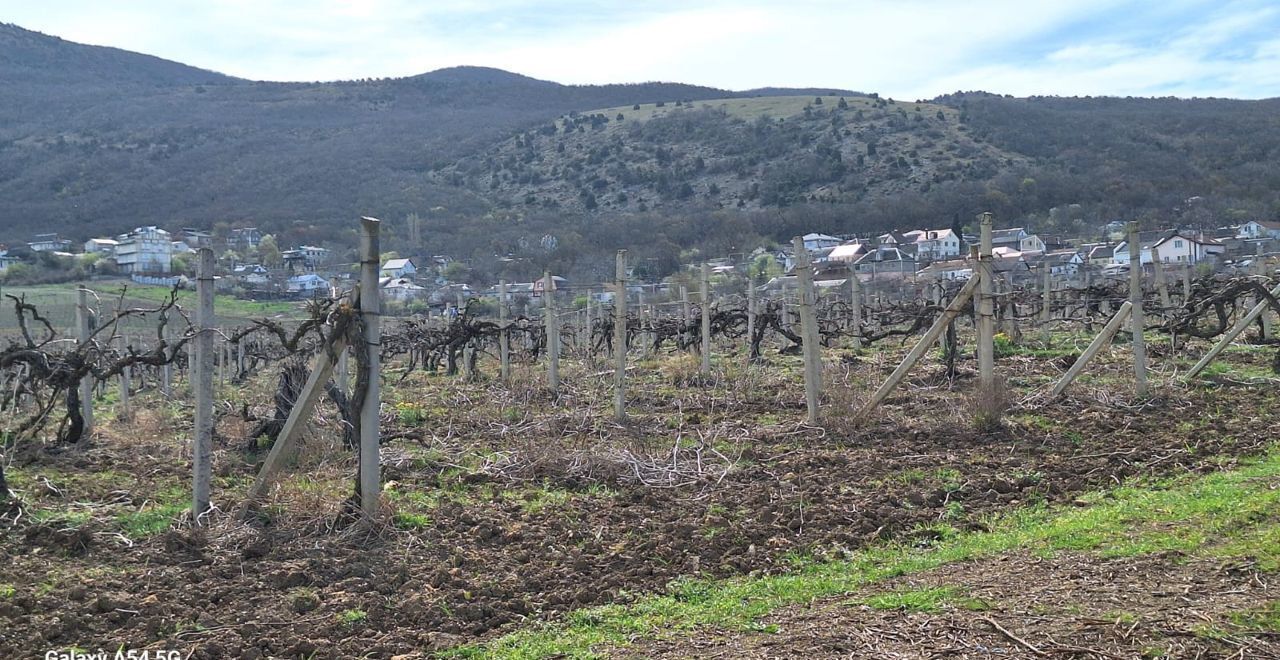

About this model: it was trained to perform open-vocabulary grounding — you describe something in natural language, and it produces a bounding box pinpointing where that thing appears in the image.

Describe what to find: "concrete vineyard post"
[1050,302,1133,398]
[544,272,560,394]
[193,248,215,521]
[1186,281,1280,379]
[117,336,131,420]
[849,265,863,349]
[1128,223,1149,397]
[1153,246,1171,312]
[860,274,982,416]
[977,213,995,396]
[75,288,94,438]
[499,280,511,383]
[1040,263,1052,343]
[613,251,627,421]
[161,320,172,398]
[793,237,821,425]
[358,218,382,516]
[681,285,691,352]
[700,263,712,377]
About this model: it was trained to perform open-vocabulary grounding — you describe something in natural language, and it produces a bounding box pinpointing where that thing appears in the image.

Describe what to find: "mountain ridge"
[2,22,1278,285]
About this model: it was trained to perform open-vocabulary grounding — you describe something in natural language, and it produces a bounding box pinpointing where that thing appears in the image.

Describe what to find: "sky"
[4,0,1280,99]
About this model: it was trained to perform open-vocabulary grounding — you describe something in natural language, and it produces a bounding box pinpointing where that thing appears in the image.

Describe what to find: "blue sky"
[4,0,1279,98]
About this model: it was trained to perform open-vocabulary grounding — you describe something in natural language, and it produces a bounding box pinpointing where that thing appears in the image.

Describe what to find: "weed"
[337,608,368,626]
[1230,600,1280,632]
[393,511,432,530]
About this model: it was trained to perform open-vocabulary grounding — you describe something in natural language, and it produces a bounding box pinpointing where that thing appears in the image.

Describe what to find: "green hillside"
[435,93,1018,214]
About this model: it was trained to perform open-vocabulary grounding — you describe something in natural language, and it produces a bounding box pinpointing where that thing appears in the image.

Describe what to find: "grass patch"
[115,487,187,539]
[337,608,368,626]
[445,445,1280,659]
[1230,600,1280,632]
[857,586,992,613]
[393,511,432,530]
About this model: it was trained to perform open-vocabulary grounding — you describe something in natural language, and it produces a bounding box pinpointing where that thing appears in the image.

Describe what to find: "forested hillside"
[3,22,1279,284]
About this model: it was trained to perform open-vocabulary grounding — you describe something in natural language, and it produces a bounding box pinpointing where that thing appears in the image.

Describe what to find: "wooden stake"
[793,237,821,424]
[1050,302,1133,398]
[747,279,757,357]
[193,248,215,521]
[1128,223,1149,396]
[859,273,982,416]
[358,217,382,516]
[614,251,628,421]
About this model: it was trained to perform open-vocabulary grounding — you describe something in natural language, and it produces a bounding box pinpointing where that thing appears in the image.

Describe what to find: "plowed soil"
[1,344,1277,659]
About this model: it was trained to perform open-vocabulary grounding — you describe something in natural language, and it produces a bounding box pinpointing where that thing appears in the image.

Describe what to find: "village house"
[28,233,72,252]
[282,245,330,274]
[1030,250,1085,278]
[178,228,213,248]
[381,277,428,303]
[826,241,868,264]
[1235,220,1280,240]
[83,238,119,255]
[0,250,23,272]
[113,226,173,274]
[1113,230,1224,266]
[1083,244,1114,267]
[915,258,973,281]
[233,264,271,286]
[801,233,841,252]
[286,273,329,295]
[381,257,418,279]
[851,246,916,280]
[905,228,962,262]
[229,227,263,251]
[990,227,1045,253]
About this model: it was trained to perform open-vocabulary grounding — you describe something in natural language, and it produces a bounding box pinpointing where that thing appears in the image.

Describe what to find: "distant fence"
[131,274,183,288]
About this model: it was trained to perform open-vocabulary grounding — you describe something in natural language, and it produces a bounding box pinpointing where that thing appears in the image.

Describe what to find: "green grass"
[114,487,187,539]
[393,511,432,530]
[858,586,984,613]
[1230,600,1280,632]
[444,446,1280,659]
[0,282,304,333]
[337,608,368,626]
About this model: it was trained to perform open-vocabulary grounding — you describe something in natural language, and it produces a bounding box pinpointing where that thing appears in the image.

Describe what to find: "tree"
[441,260,471,283]
[258,234,282,267]
[171,252,194,276]
[749,254,782,283]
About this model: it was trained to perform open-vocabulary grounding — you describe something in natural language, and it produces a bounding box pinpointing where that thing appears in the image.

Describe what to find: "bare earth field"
[1,332,1278,659]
